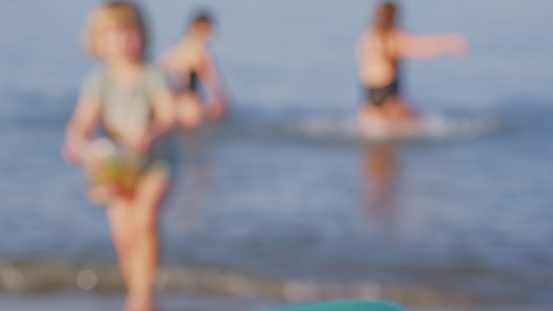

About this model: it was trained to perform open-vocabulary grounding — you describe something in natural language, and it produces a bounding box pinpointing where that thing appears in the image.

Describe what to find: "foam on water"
[0,261,485,308]
[286,114,501,143]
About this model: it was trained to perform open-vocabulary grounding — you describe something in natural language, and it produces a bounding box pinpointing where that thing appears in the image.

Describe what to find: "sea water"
[0,0,552,308]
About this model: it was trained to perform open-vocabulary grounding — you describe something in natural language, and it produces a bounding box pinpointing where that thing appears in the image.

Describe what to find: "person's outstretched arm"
[396,32,468,58]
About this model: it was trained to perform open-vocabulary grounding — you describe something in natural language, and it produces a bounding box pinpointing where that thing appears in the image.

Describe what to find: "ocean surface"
[1,0,553,309]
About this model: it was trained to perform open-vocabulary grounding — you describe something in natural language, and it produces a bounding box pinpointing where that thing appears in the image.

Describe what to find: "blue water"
[1,0,553,306]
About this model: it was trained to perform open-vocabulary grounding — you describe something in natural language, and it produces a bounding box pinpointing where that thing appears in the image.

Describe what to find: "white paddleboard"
[287,114,500,142]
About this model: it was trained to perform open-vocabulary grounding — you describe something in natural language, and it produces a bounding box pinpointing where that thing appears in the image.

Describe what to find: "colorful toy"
[82,138,144,204]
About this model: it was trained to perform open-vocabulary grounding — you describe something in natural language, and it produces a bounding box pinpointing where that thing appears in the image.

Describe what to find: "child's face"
[100,26,142,62]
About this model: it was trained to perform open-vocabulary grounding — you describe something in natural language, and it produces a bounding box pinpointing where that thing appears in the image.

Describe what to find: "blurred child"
[62,2,174,310]
[161,11,228,129]
[357,1,468,134]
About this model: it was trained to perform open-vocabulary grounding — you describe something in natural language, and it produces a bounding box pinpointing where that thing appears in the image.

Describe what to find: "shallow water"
[0,0,553,308]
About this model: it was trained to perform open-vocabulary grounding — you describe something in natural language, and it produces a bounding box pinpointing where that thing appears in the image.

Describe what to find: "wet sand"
[0,293,272,311]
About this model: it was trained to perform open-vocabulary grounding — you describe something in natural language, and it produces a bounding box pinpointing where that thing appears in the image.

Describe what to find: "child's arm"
[159,48,177,72]
[201,51,228,121]
[63,96,101,164]
[131,88,174,153]
[126,70,175,154]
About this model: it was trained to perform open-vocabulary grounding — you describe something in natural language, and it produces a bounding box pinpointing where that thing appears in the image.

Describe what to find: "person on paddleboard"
[357,1,468,134]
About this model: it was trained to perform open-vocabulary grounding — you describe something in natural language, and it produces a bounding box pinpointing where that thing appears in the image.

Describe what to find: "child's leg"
[107,198,135,290]
[127,169,169,311]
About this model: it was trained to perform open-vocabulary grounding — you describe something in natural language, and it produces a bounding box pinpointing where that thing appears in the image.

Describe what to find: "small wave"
[398,114,502,141]
[285,114,501,143]
[284,116,359,141]
[0,261,488,308]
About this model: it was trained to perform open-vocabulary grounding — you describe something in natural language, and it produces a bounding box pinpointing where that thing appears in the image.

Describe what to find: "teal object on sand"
[260,300,406,311]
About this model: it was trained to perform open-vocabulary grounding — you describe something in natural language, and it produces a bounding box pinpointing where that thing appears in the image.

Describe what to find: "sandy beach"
[0,293,271,311]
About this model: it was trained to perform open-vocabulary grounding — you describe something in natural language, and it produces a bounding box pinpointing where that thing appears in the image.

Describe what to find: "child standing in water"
[358,1,468,134]
[162,12,228,129]
[63,2,174,310]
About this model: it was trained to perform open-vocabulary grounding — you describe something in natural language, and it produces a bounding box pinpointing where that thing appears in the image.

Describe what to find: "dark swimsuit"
[367,79,399,107]
[365,34,400,107]
[187,71,200,94]
[173,70,201,95]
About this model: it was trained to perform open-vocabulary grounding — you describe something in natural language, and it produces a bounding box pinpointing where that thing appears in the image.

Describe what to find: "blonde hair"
[84,1,148,58]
